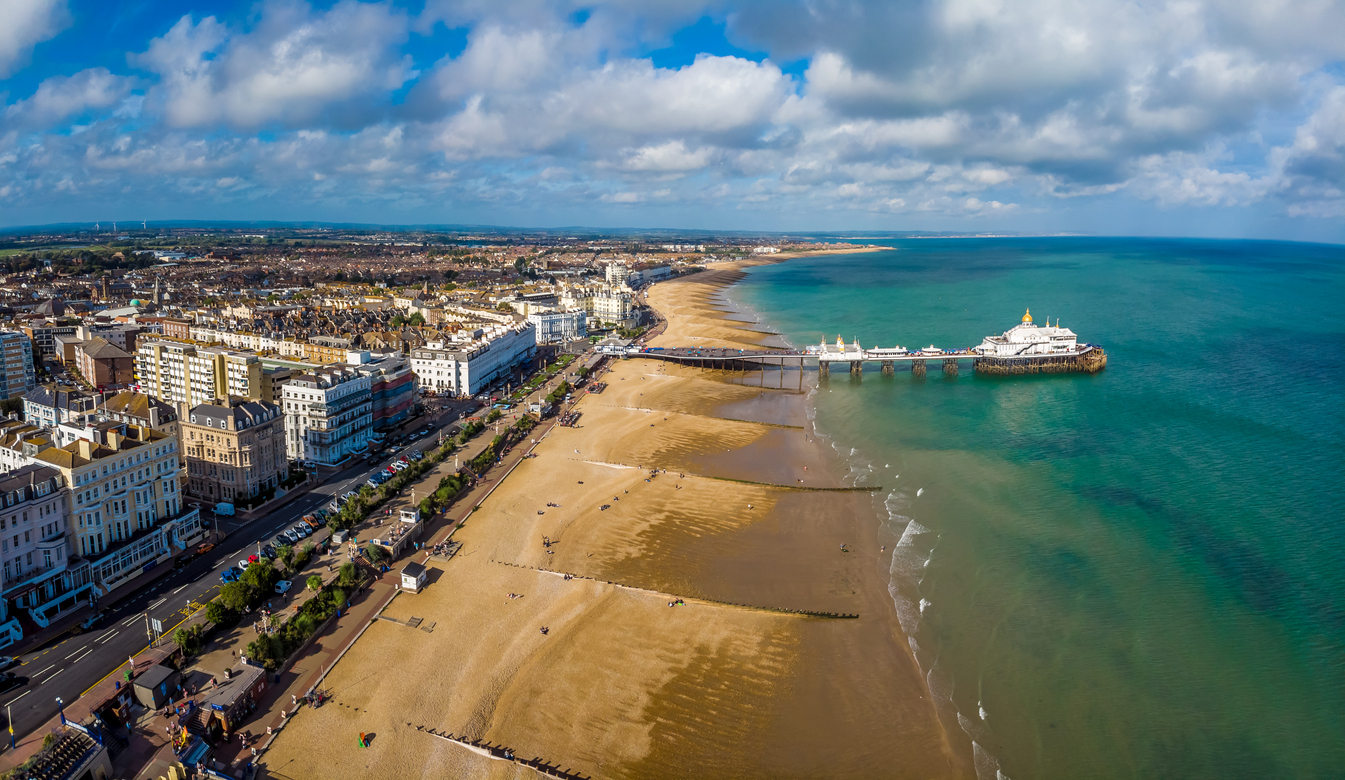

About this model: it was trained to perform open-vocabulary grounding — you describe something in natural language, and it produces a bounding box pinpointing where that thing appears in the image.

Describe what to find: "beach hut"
[400,561,427,593]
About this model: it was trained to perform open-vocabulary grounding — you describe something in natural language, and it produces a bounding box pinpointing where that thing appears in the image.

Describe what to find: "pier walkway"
[612,343,1106,377]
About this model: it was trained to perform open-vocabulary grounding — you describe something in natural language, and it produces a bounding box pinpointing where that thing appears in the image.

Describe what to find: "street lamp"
[56,697,65,725]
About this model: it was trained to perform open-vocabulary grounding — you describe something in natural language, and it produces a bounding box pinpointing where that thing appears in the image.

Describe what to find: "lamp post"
[8,703,13,749]
[56,697,65,725]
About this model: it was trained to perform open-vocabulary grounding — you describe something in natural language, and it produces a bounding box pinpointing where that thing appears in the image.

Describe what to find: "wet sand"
[261,257,969,780]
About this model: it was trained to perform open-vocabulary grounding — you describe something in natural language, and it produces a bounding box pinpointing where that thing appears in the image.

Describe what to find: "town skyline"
[2,0,1344,243]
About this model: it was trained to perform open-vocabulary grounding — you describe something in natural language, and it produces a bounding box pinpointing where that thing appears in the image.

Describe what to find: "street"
[0,400,474,746]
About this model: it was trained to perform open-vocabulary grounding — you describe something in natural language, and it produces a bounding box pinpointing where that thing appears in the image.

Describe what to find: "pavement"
[0,401,476,760]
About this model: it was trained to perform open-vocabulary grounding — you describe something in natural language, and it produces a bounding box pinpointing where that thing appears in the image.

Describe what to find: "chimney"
[77,439,94,460]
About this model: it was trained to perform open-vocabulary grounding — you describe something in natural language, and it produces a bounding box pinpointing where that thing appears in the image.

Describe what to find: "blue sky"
[1,0,1343,241]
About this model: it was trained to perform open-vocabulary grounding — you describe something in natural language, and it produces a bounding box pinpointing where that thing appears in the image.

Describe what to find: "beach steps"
[491,560,859,619]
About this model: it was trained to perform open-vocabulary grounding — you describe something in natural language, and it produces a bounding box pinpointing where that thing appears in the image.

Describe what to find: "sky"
[0,0,1343,241]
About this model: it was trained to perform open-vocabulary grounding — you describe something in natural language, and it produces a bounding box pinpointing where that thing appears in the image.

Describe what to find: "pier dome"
[1022,308,1033,324]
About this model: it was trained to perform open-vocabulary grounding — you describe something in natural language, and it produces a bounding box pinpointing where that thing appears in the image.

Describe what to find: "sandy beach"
[261,254,969,780]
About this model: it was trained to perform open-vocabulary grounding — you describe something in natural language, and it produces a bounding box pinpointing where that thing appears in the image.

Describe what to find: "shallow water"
[732,238,1345,780]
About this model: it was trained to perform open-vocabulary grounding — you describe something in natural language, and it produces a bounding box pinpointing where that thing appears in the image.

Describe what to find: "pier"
[612,310,1107,378]
[612,342,1106,377]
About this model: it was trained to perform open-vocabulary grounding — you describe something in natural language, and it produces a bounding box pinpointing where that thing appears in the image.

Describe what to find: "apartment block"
[0,331,36,399]
[135,340,263,406]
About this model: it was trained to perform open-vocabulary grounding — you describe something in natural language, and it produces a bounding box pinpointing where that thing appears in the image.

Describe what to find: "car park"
[275,580,293,595]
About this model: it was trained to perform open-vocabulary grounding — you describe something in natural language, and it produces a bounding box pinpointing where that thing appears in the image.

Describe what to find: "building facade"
[282,369,373,466]
[410,322,537,397]
[183,398,287,502]
[0,465,90,644]
[34,423,200,598]
[526,309,587,344]
[23,384,96,429]
[135,341,263,406]
[22,323,79,360]
[74,337,134,389]
[0,331,36,399]
[357,354,416,431]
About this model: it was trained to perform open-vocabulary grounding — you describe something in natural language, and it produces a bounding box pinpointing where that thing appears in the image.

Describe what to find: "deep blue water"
[733,238,1345,780]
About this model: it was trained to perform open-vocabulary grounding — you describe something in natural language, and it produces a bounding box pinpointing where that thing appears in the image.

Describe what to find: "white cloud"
[134,1,413,129]
[5,68,132,128]
[0,0,67,78]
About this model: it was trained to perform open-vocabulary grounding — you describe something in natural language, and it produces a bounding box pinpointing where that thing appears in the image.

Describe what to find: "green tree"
[306,574,323,592]
[277,544,294,571]
[408,312,425,327]
[337,562,358,588]
[366,543,388,564]
[204,601,234,626]
[220,581,255,612]
[241,561,278,592]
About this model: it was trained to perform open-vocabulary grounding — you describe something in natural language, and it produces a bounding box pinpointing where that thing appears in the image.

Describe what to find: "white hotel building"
[526,309,587,345]
[282,368,373,466]
[411,322,537,397]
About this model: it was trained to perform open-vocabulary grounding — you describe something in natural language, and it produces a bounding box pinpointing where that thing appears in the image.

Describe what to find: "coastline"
[261,250,968,779]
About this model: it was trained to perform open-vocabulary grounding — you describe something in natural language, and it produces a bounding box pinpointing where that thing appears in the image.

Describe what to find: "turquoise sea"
[731,238,1345,780]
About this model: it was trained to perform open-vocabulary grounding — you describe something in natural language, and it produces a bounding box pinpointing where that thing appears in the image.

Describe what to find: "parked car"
[0,673,26,695]
[409,450,424,461]
[327,500,341,512]
[343,491,358,502]
[238,559,251,570]
[195,542,215,555]
[261,545,277,560]
[292,525,311,538]
[0,657,14,670]
[221,568,240,584]
[275,580,293,595]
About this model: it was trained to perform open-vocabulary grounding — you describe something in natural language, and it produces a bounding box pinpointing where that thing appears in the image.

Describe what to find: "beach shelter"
[400,561,427,593]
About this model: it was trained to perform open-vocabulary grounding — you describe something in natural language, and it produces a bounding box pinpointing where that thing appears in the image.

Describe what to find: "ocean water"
[731,238,1345,780]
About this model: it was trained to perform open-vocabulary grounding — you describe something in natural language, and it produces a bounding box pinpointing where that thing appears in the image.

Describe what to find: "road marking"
[33,664,54,677]
[172,584,188,594]
[64,646,88,660]
[149,598,166,608]
[70,649,91,664]
[95,629,117,643]
[96,630,119,645]
[121,615,138,626]
[42,669,63,682]
[5,691,29,706]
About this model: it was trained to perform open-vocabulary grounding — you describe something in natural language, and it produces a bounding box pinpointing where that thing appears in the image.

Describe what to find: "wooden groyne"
[973,348,1107,376]
[491,560,859,619]
[418,726,592,780]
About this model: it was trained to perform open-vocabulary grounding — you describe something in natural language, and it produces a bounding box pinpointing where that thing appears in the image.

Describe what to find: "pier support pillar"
[912,359,926,378]
[850,361,862,377]
[881,361,894,376]
[819,361,829,378]
[942,358,959,377]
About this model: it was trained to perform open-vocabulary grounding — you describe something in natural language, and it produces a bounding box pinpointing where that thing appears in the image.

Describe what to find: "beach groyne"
[490,560,860,619]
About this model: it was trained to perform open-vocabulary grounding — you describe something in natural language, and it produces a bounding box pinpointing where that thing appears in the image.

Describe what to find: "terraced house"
[34,422,202,598]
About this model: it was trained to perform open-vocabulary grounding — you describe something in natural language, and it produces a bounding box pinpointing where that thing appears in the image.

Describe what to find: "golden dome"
[1022,308,1033,323]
